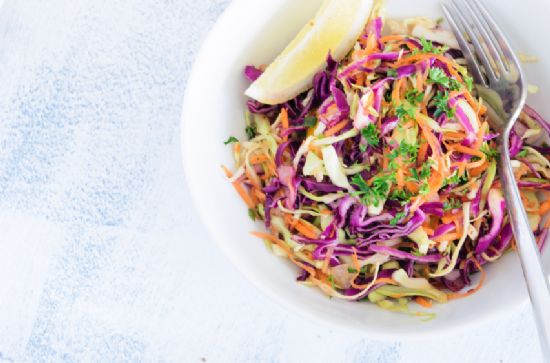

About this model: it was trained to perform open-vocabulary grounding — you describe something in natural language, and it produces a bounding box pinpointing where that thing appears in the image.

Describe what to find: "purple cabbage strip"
[430,223,455,238]
[441,270,467,292]
[369,245,443,263]
[509,129,523,157]
[244,65,263,82]
[336,196,355,228]
[277,165,299,209]
[517,181,550,190]
[483,133,500,141]
[280,126,307,138]
[275,140,292,166]
[356,209,427,244]
[396,64,416,78]
[302,178,344,193]
[338,52,401,78]
[475,189,506,254]
[381,116,399,136]
[519,158,542,179]
[450,97,477,146]
[524,104,550,136]
[420,202,444,217]
[247,99,279,115]
[471,180,483,217]
[312,244,373,260]
[538,228,549,251]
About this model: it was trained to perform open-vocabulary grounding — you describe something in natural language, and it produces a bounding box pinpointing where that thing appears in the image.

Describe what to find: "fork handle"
[499,142,550,358]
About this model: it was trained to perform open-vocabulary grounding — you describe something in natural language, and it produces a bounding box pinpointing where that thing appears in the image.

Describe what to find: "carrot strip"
[540,200,550,215]
[392,78,403,102]
[443,131,467,139]
[380,35,407,43]
[396,167,405,189]
[469,161,488,177]
[405,181,419,193]
[280,108,289,141]
[373,277,398,285]
[222,165,256,208]
[295,220,319,239]
[415,68,423,91]
[433,232,461,243]
[447,143,486,169]
[324,119,349,136]
[250,154,269,164]
[281,108,289,129]
[416,296,433,308]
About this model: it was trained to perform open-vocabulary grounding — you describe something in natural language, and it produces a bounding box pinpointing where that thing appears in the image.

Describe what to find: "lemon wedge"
[245,0,376,105]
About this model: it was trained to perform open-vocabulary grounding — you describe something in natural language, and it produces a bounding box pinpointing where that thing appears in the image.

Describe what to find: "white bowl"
[182,0,550,338]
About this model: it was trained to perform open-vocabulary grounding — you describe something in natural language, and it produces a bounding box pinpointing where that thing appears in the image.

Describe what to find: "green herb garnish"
[361,123,380,147]
[443,198,462,211]
[390,211,407,226]
[433,91,455,118]
[405,89,424,105]
[303,116,317,128]
[245,125,256,139]
[224,136,239,145]
[481,143,499,160]
[396,103,417,120]
[351,173,395,207]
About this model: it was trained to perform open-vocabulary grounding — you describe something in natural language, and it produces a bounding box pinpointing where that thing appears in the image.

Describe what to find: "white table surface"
[0,0,542,362]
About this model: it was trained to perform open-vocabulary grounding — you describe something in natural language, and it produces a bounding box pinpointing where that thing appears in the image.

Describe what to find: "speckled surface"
[0,0,542,362]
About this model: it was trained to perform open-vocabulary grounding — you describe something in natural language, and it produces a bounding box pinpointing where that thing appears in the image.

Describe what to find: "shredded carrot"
[372,277,398,285]
[405,181,419,193]
[433,232,461,243]
[380,34,407,43]
[447,259,486,300]
[396,166,405,189]
[222,165,256,208]
[281,108,289,129]
[280,108,289,141]
[469,161,489,177]
[473,122,488,150]
[398,54,463,81]
[324,119,349,136]
[415,296,433,308]
[415,68,423,91]
[539,200,550,215]
[250,154,269,164]
[392,78,403,102]
[442,211,463,225]
[447,143,486,169]
[422,226,435,235]
[295,219,320,239]
[443,131,468,139]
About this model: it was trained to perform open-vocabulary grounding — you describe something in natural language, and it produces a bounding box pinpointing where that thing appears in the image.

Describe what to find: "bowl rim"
[181,0,532,340]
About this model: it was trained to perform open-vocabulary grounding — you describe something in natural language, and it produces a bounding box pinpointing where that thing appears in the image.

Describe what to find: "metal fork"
[442,0,550,358]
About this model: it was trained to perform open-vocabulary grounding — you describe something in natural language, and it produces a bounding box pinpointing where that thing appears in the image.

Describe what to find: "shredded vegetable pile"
[224,15,550,314]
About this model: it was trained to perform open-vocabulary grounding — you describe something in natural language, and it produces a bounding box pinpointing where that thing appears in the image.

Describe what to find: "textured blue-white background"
[0,0,541,362]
